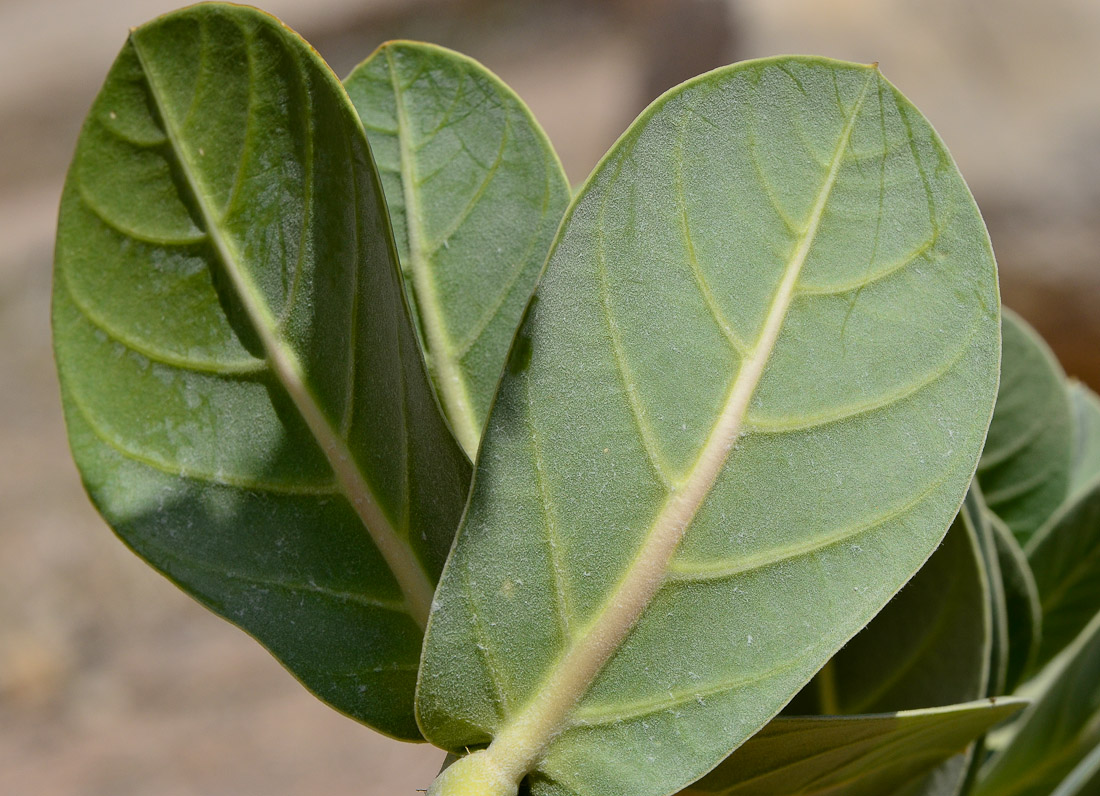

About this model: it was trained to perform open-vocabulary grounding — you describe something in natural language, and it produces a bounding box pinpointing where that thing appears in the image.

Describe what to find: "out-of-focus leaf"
[344,42,570,456]
[987,511,1041,690]
[419,57,999,796]
[1049,742,1100,796]
[680,700,1027,796]
[1068,381,1100,496]
[52,4,471,740]
[977,309,1073,545]
[1026,473,1100,670]
[974,611,1100,796]
[971,487,1010,697]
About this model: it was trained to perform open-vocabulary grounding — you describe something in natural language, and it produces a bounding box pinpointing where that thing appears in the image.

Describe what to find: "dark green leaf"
[969,486,1010,697]
[974,611,1100,796]
[344,42,571,456]
[52,4,470,740]
[680,700,1026,796]
[977,309,1073,545]
[1026,473,1100,670]
[987,511,1042,690]
[1049,743,1100,796]
[419,57,1000,796]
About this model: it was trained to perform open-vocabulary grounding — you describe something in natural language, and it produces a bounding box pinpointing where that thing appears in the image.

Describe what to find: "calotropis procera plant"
[51,4,1100,796]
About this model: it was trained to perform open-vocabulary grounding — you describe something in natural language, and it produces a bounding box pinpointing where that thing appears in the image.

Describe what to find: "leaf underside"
[418,56,1000,796]
[52,4,470,740]
[344,41,571,457]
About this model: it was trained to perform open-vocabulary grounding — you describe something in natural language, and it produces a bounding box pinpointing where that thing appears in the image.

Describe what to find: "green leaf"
[344,41,571,456]
[969,488,1011,697]
[784,491,994,796]
[1026,473,1100,670]
[977,309,1073,545]
[785,500,992,716]
[677,700,1026,796]
[987,511,1042,690]
[1049,742,1100,796]
[418,56,1000,796]
[974,611,1100,796]
[52,4,471,740]
[1068,381,1100,496]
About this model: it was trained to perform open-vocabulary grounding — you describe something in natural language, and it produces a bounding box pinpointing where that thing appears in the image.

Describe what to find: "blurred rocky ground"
[1,0,1097,793]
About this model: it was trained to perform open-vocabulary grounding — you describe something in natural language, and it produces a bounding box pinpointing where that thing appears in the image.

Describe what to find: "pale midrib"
[130,35,434,628]
[480,70,876,786]
[387,52,482,457]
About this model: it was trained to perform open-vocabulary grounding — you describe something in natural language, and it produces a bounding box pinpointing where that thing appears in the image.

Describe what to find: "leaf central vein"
[477,68,879,786]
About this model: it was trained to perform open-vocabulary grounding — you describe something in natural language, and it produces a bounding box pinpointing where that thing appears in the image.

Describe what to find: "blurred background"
[2,0,1098,793]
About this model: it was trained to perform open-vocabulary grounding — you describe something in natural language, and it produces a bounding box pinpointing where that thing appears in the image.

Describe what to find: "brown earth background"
[2,0,1098,793]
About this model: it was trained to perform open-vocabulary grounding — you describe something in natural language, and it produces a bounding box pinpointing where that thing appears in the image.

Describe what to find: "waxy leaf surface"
[418,56,1000,796]
[52,4,470,740]
[344,42,570,456]
[975,611,1100,796]
[680,700,1026,796]
[978,310,1073,544]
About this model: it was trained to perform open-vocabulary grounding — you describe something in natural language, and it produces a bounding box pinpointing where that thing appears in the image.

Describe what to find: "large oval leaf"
[680,700,1026,796]
[977,310,1073,544]
[418,56,1000,796]
[974,611,1100,796]
[344,42,571,456]
[52,4,470,740]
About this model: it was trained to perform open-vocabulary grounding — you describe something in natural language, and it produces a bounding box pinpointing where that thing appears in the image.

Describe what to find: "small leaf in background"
[418,56,999,796]
[977,309,1073,545]
[987,511,1042,691]
[1068,381,1100,495]
[974,611,1100,796]
[1026,473,1100,670]
[344,42,571,457]
[680,700,1027,796]
[52,4,470,740]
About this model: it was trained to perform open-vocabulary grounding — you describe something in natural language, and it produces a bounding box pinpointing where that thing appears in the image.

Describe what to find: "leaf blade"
[974,611,1100,796]
[419,56,1000,796]
[683,700,1027,796]
[978,309,1073,544]
[53,4,470,739]
[344,41,571,456]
